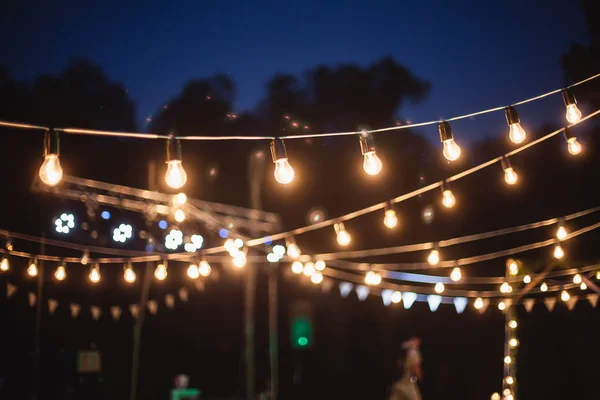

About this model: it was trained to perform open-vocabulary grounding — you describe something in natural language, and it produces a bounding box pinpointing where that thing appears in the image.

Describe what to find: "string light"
[438,121,461,161]
[450,267,462,282]
[508,320,518,329]
[434,282,445,294]
[580,282,587,290]
[474,297,484,310]
[270,139,295,184]
[172,192,187,206]
[173,208,185,223]
[155,262,168,281]
[505,376,514,385]
[507,259,519,276]
[562,89,582,124]
[491,393,500,400]
[286,239,301,259]
[232,250,247,268]
[501,157,518,185]
[124,263,136,283]
[5,239,13,251]
[498,301,506,311]
[523,274,531,284]
[383,204,399,229]
[500,282,513,294]
[54,264,66,281]
[89,264,101,283]
[39,129,63,186]
[303,262,316,277]
[187,263,200,279]
[391,291,402,304]
[315,260,326,271]
[441,184,456,209]
[556,224,568,240]
[427,248,440,266]
[0,257,8,272]
[597,271,600,280]
[553,243,565,259]
[291,261,304,274]
[81,250,89,265]
[504,356,512,364]
[365,270,382,286]
[165,137,187,189]
[505,106,527,144]
[311,272,324,284]
[358,130,383,175]
[563,127,582,156]
[334,223,352,247]
[540,282,548,292]
[509,338,519,348]
[27,260,38,277]
[199,260,211,277]
[561,289,570,302]
[573,274,582,285]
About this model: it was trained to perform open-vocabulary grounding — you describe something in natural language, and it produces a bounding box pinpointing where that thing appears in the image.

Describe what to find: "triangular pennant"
[504,299,513,309]
[130,304,140,319]
[427,295,442,312]
[478,298,490,314]
[194,280,205,292]
[28,292,36,307]
[339,282,353,298]
[544,297,557,312]
[91,306,101,320]
[403,292,417,310]
[453,297,468,314]
[523,298,535,313]
[165,294,175,309]
[6,283,17,298]
[355,285,370,301]
[70,303,81,318]
[321,279,334,293]
[587,294,599,308]
[111,306,122,321]
[147,300,158,315]
[381,290,393,307]
[48,299,59,314]
[178,288,189,302]
[567,297,577,311]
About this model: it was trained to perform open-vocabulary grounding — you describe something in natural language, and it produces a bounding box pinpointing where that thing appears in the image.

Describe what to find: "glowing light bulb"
[498,301,506,311]
[597,271,600,280]
[286,242,301,259]
[174,208,185,223]
[509,123,526,144]
[427,249,440,266]
[89,266,101,283]
[573,274,582,285]
[491,393,500,400]
[553,244,565,259]
[474,297,484,310]
[54,265,66,281]
[567,137,582,155]
[523,274,531,284]
[561,289,570,302]
[124,266,136,283]
[165,160,187,189]
[315,260,326,271]
[173,192,187,206]
[556,225,568,240]
[580,282,587,290]
[383,208,398,229]
[450,267,462,282]
[39,154,63,186]
[187,263,200,279]
[274,158,295,184]
[506,376,514,385]
[391,291,402,304]
[232,251,247,268]
[509,338,519,348]
[303,262,315,277]
[442,190,456,208]
[199,260,211,277]
[0,257,8,272]
[311,272,323,284]
[504,356,512,364]
[508,320,518,329]
[507,259,519,275]
[442,139,461,161]
[500,282,513,294]
[155,263,168,280]
[363,152,383,175]
[27,261,38,277]
[334,223,351,247]
[434,282,445,294]
[365,271,382,286]
[540,282,548,292]
[504,167,518,185]
[291,261,304,274]
[565,104,582,124]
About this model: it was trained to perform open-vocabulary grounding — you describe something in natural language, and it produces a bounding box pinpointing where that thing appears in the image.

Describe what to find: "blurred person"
[388,337,423,400]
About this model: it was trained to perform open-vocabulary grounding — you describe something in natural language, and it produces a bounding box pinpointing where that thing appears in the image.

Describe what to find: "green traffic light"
[298,337,308,346]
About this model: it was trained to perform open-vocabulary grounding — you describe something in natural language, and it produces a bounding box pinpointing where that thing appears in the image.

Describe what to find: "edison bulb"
[54,265,66,281]
[567,137,582,155]
[291,261,304,274]
[336,229,351,247]
[187,263,200,279]
[504,356,512,364]
[442,139,461,161]
[556,225,568,240]
[504,167,518,185]
[303,262,316,277]
[553,244,565,259]
[173,192,187,206]
[509,338,519,348]
[363,152,383,175]
[509,123,526,144]
[287,243,301,259]
[442,190,456,208]
[174,208,185,223]
[199,260,211,277]
[39,154,63,186]
[565,104,582,124]
[311,272,323,284]
[155,263,168,280]
[508,320,517,329]
[561,289,570,302]
[540,282,548,292]
[274,158,294,184]
[573,274,582,285]
[434,282,445,294]
[450,267,462,282]
[0,257,8,272]
[383,209,398,229]
[27,262,38,277]
[315,260,326,271]
[498,301,506,311]
[500,282,513,294]
[474,297,484,310]
[427,249,440,266]
[365,271,382,286]
[523,274,531,284]
[506,376,515,385]
[124,266,136,283]
[580,282,587,290]
[165,160,187,189]
[391,291,402,304]
[232,251,247,268]
[491,393,500,400]
[89,267,101,283]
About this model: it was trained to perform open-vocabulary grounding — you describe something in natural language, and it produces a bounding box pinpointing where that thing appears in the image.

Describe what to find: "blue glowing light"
[264,236,273,245]
[219,229,229,238]
[158,220,168,230]
[101,211,111,220]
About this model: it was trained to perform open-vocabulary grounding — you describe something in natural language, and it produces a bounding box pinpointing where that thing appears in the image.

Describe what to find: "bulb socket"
[562,89,577,106]
[438,121,453,142]
[384,201,393,212]
[333,222,345,234]
[43,129,60,157]
[505,106,520,126]
[441,180,450,193]
[501,156,512,170]
[166,136,183,162]
[358,130,376,155]
[563,127,575,141]
[270,139,288,162]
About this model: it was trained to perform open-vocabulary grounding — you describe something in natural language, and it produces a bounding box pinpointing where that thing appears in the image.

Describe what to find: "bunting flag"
[588,294,599,308]
[339,282,353,298]
[453,297,468,314]
[321,279,334,293]
[165,294,175,309]
[28,292,36,307]
[477,298,490,314]
[91,306,101,321]
[70,303,81,318]
[427,295,442,312]
[6,283,17,298]
[147,300,158,315]
[544,297,557,312]
[110,306,122,321]
[48,299,59,314]
[403,292,417,310]
[523,298,535,313]
[355,285,369,301]
[194,280,205,292]
[381,290,393,307]
[567,297,578,311]
[130,304,140,319]
[504,299,513,309]
[178,288,189,302]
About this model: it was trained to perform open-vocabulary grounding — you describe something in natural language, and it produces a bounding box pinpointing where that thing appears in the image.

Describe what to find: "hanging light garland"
[505,106,527,144]
[270,139,295,185]
[165,136,187,189]
[438,121,461,161]
[358,130,383,175]
[562,89,582,124]
[39,129,63,186]
[563,127,582,156]
[501,157,519,185]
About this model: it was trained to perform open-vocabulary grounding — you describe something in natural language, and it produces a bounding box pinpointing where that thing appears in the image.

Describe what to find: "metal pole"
[268,265,279,400]
[33,236,45,399]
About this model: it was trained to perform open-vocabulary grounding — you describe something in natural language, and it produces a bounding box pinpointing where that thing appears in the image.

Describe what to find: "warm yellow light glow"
[580,282,587,290]
[0,257,8,272]
[303,262,316,277]
[315,260,326,271]
[434,282,445,294]
[187,263,200,279]
[509,338,519,348]
[286,243,301,259]
[556,225,568,240]
[442,138,461,161]
[27,261,38,277]
[573,274,582,285]
[508,260,519,276]
[505,394,514,400]
[442,190,456,208]
[474,297,484,310]
[39,154,63,186]
[232,251,247,268]
[173,192,187,206]
[274,158,295,184]
[311,272,323,284]
[597,271,600,280]
[509,122,526,144]
[334,223,351,247]
[155,263,168,280]
[383,209,399,229]
[498,301,506,311]
[567,138,582,155]
[391,291,402,304]
[199,260,211,277]
[565,104,582,124]
[365,271,382,286]
[427,249,440,266]
[504,167,518,185]
[291,261,304,274]
[89,266,101,283]
[54,265,66,281]
[500,282,513,294]
[561,289,570,302]
[504,356,512,364]
[540,282,548,292]
[503,389,512,397]
[363,152,383,176]
[174,208,186,223]
[165,160,187,189]
[506,376,514,385]
[508,320,517,329]
[224,238,236,254]
[490,393,500,400]
[523,274,531,284]
[124,265,136,283]
[450,267,462,282]
[553,244,565,259]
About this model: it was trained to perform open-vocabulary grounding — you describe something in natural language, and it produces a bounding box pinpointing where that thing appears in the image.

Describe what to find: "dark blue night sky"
[1,0,589,141]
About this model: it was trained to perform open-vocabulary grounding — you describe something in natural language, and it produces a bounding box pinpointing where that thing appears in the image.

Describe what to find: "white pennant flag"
[6,283,17,298]
[588,294,599,308]
[403,292,417,310]
[381,290,393,307]
[147,300,158,315]
[339,282,353,298]
[165,294,175,309]
[48,299,59,314]
[194,280,205,292]
[355,285,370,301]
[70,303,81,318]
[130,304,140,319]
[91,306,101,321]
[427,295,442,312]
[453,297,468,314]
[544,297,557,312]
[523,298,535,313]
[321,279,334,293]
[111,306,122,321]
[178,288,189,302]
[28,292,36,307]
[567,297,577,311]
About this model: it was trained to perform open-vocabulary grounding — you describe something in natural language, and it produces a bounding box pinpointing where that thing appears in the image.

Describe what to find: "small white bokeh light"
[54,213,75,234]
[113,223,133,243]
[165,229,184,250]
[184,234,204,253]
